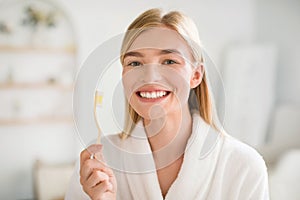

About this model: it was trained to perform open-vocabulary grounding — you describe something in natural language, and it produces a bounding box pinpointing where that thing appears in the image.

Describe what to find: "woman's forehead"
[127,27,192,58]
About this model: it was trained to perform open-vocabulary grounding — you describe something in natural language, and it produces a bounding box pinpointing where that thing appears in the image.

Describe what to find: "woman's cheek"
[122,67,147,103]
[122,69,137,102]
[160,66,191,105]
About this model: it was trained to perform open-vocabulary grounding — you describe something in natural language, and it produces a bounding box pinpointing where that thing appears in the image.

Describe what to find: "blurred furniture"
[268,149,300,200]
[0,0,77,125]
[259,105,300,166]
[0,1,78,199]
[34,160,75,200]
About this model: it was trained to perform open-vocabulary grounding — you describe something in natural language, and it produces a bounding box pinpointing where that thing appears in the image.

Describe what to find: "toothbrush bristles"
[94,91,103,144]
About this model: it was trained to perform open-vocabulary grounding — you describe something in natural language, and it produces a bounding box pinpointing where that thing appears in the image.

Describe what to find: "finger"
[93,180,113,195]
[80,144,103,166]
[101,168,117,192]
[86,180,113,200]
[94,151,105,162]
[88,144,106,161]
[83,174,115,199]
[85,170,110,188]
[101,166,115,179]
[80,159,107,183]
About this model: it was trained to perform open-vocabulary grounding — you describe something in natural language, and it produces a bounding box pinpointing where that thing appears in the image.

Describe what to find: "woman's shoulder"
[221,134,267,172]
[213,134,270,199]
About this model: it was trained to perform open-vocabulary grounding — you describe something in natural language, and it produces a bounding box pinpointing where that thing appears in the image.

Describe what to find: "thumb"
[87,144,106,163]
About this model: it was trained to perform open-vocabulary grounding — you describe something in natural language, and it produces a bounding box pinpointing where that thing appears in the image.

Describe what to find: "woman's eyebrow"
[123,49,183,59]
[123,51,144,59]
[160,49,182,55]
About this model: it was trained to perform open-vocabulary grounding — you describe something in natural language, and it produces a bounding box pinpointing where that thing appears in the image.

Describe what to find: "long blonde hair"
[119,8,219,139]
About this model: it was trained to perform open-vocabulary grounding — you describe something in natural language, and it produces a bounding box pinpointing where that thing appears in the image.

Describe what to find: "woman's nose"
[141,63,162,82]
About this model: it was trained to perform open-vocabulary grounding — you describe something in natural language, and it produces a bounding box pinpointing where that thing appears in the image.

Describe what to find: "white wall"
[255,0,300,104]
[57,0,255,66]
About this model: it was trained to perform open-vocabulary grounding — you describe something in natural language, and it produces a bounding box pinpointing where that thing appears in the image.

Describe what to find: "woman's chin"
[137,110,166,121]
[134,108,164,120]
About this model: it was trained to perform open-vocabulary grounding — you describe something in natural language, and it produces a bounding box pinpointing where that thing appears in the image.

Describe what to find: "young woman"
[66,8,269,200]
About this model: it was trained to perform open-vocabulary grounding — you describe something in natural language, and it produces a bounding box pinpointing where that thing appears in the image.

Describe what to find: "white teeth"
[139,91,167,99]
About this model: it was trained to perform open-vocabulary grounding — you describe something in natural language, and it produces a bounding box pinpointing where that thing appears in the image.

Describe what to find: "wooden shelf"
[0,82,74,91]
[0,45,76,54]
[0,116,74,125]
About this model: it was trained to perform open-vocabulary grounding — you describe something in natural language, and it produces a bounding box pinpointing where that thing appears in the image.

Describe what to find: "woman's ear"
[190,63,204,89]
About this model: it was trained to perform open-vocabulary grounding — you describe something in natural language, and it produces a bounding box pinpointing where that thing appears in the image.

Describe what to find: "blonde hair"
[119,8,218,139]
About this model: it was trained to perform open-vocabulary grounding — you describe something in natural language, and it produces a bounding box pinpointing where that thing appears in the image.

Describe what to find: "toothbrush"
[94,90,103,144]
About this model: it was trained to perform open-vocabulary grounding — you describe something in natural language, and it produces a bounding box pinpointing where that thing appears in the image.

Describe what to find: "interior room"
[0,0,299,199]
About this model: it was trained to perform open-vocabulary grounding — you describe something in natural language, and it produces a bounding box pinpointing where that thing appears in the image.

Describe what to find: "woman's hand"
[80,144,117,200]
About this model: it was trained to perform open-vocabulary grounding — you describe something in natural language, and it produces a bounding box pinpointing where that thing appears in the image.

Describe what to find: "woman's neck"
[143,106,192,166]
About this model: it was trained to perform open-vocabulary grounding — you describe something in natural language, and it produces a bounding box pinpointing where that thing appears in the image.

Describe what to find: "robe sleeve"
[244,164,269,200]
[218,136,270,200]
[234,143,270,200]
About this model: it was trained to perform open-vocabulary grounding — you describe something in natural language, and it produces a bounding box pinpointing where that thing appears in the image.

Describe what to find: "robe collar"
[119,110,221,199]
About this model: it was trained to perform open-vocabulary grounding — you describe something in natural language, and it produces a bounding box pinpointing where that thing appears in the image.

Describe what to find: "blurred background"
[0,0,299,199]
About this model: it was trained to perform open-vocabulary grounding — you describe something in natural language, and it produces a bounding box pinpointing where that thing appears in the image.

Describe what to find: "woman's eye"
[163,59,177,65]
[128,61,141,67]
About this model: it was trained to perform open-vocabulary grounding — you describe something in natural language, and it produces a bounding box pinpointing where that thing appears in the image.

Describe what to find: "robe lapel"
[122,121,164,200]
[164,112,222,200]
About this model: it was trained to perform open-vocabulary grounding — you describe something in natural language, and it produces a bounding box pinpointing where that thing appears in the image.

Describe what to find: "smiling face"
[122,27,203,120]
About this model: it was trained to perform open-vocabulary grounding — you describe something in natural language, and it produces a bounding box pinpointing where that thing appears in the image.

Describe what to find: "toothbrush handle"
[97,132,101,144]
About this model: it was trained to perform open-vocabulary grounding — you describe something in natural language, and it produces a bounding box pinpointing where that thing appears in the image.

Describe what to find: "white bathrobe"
[65,111,269,200]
